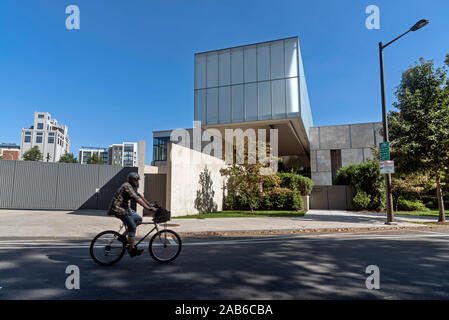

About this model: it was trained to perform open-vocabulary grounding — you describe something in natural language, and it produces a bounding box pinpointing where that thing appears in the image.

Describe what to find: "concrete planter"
[302,195,310,212]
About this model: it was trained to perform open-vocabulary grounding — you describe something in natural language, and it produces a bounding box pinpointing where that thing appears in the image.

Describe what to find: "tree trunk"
[435,166,446,223]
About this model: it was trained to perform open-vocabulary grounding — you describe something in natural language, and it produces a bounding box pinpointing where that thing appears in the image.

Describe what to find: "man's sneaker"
[128,247,144,258]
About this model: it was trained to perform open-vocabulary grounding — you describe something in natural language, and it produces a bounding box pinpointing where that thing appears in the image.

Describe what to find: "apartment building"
[20,112,70,162]
[108,142,138,167]
[78,147,109,164]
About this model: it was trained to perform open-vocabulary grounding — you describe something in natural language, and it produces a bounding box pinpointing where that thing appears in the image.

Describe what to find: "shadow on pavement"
[1,234,449,299]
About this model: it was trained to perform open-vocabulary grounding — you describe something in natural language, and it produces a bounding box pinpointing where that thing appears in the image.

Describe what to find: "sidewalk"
[0,209,437,239]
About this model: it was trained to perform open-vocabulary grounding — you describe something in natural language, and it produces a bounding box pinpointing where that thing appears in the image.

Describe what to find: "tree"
[59,152,78,163]
[389,58,449,222]
[220,140,279,213]
[445,54,449,68]
[87,153,104,165]
[23,146,43,161]
[391,173,434,211]
[220,163,280,213]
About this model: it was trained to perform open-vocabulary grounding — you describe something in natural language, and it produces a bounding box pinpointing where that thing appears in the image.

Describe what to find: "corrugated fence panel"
[0,160,16,208]
[97,166,137,209]
[11,161,59,209]
[56,163,99,210]
[0,161,139,210]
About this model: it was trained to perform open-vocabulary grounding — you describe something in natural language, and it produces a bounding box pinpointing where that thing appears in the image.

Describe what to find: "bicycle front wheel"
[90,230,127,266]
[149,229,182,263]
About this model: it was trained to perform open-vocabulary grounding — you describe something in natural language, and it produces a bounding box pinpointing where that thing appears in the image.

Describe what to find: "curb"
[177,224,440,237]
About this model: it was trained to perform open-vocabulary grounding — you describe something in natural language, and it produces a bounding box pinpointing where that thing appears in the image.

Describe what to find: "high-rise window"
[37,123,44,129]
[153,137,170,161]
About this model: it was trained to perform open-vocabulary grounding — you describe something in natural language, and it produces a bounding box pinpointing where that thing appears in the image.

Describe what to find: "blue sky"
[0,0,448,163]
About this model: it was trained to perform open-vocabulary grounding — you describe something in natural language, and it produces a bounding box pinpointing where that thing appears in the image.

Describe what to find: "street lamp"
[378,19,429,224]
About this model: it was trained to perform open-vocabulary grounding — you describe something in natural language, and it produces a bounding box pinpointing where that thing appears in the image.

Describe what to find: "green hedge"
[352,191,371,211]
[223,172,310,211]
[277,172,314,196]
[397,198,430,211]
[334,160,386,211]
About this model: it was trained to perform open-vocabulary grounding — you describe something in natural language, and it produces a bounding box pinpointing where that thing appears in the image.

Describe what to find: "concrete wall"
[309,122,382,185]
[166,143,226,217]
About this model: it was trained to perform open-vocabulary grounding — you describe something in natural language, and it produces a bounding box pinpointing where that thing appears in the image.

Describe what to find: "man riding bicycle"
[107,172,157,257]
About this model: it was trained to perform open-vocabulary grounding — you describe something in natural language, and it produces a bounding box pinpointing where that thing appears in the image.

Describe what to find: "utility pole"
[377,19,429,224]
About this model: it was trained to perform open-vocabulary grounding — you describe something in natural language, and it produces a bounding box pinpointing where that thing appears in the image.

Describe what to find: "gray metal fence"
[0,159,137,210]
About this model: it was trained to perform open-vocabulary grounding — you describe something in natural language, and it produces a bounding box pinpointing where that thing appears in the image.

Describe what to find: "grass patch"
[395,210,449,217]
[173,210,307,219]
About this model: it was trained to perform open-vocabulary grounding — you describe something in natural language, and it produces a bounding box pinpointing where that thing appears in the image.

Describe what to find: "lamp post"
[378,19,429,224]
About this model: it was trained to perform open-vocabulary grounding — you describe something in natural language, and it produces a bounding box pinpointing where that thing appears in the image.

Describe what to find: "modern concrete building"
[78,147,109,164]
[0,143,20,160]
[20,112,70,162]
[109,142,138,167]
[309,123,383,185]
[145,36,382,216]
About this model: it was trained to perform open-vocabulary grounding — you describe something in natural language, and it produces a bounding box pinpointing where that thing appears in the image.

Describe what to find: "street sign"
[380,160,395,174]
[379,141,390,161]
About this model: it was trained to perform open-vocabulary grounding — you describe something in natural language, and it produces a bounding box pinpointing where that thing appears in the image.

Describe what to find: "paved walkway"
[0,209,437,239]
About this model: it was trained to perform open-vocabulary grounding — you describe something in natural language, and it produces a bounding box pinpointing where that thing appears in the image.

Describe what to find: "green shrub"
[223,193,248,210]
[277,172,314,195]
[286,190,304,210]
[223,171,309,211]
[352,191,371,211]
[335,160,386,211]
[263,188,304,211]
[397,198,430,211]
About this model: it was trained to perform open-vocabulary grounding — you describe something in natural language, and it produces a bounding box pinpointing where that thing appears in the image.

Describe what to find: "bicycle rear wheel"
[149,229,182,263]
[90,230,127,266]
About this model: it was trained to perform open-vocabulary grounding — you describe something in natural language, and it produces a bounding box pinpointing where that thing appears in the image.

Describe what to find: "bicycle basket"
[153,208,171,223]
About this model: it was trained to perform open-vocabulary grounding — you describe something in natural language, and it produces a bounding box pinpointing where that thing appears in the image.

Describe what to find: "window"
[37,123,44,129]
[330,149,342,183]
[49,132,55,136]
[48,137,54,144]
[24,136,31,143]
[38,114,44,118]
[153,137,170,162]
[36,136,43,143]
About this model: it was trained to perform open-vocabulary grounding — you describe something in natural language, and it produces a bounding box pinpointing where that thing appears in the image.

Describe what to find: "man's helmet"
[127,172,140,181]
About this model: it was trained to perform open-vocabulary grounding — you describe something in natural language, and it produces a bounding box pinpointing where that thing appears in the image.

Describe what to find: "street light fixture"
[378,19,429,224]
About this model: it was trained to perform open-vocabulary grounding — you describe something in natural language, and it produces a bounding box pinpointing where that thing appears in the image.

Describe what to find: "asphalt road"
[1,229,449,300]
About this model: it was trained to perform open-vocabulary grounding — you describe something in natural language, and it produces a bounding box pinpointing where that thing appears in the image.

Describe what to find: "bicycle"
[90,209,182,266]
